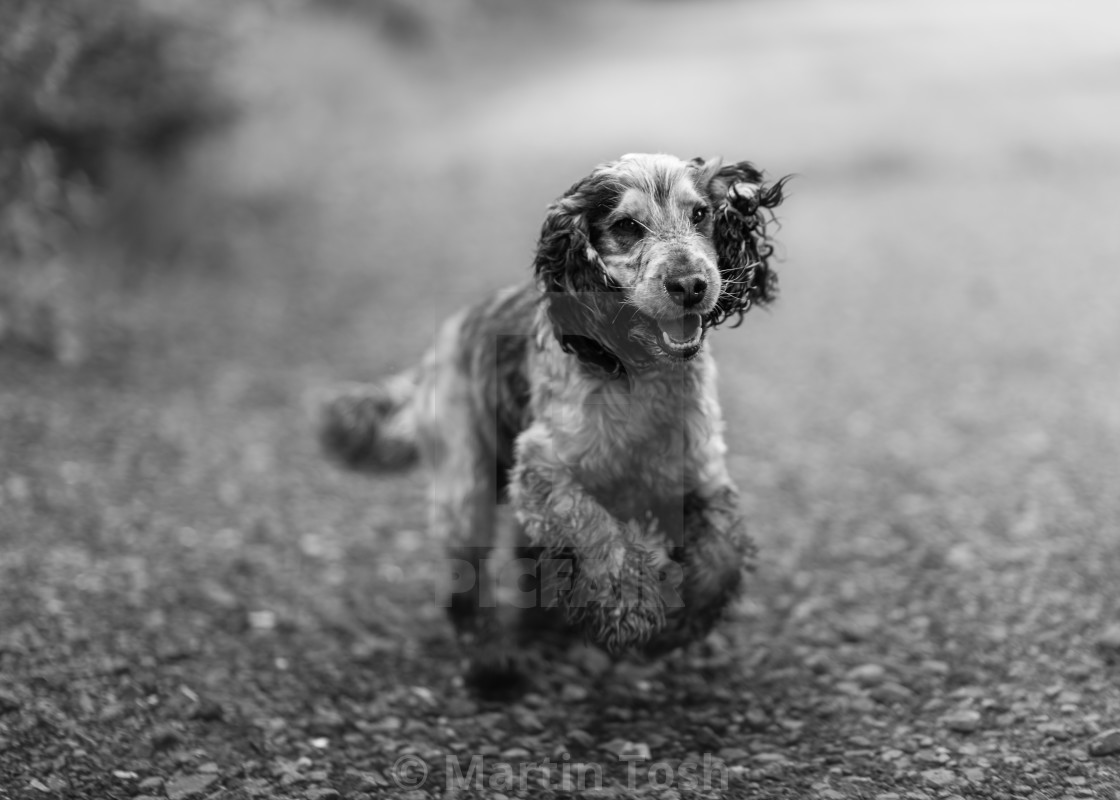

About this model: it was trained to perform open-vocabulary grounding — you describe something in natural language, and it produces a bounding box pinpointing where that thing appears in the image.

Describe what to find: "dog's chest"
[542,360,725,499]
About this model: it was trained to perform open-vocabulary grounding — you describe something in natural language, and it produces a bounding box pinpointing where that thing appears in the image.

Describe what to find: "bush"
[0,0,227,359]
[0,0,224,186]
[310,0,560,46]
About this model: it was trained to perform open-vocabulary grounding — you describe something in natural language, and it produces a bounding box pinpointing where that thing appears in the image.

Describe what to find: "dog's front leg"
[648,485,756,653]
[509,425,667,653]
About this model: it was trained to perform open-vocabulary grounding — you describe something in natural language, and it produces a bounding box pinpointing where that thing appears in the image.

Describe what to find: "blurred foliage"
[0,0,225,188]
[0,0,228,359]
[310,0,558,45]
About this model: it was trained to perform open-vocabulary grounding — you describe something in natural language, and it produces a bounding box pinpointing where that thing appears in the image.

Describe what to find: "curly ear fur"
[694,158,790,328]
[533,171,656,376]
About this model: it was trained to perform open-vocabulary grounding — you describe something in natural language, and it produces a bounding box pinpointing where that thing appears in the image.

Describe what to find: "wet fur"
[318,154,787,691]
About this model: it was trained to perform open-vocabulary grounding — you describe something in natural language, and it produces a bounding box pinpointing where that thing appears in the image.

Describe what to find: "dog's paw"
[463,644,531,701]
[642,533,755,656]
[565,541,668,653]
[681,532,751,611]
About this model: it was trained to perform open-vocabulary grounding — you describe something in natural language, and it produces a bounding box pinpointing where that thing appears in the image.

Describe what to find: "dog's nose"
[665,275,708,308]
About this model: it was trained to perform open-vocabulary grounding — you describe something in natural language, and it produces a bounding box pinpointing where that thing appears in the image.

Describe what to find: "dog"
[318,153,787,692]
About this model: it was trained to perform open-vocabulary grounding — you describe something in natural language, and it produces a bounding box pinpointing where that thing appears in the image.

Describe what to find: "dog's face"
[535,153,786,373]
[590,154,726,359]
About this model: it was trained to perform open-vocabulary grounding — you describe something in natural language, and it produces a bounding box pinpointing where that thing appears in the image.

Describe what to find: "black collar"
[558,334,626,379]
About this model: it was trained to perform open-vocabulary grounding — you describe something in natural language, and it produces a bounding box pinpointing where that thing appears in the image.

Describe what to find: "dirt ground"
[3,0,1120,798]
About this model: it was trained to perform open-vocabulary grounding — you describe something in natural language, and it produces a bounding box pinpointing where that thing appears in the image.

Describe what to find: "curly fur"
[316,153,788,693]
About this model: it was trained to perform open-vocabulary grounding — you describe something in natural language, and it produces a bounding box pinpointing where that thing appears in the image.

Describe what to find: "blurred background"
[3,0,1120,793]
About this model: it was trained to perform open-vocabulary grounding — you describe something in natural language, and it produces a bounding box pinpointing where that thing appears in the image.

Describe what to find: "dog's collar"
[558,334,626,379]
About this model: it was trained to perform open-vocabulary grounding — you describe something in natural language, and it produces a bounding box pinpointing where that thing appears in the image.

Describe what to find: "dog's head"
[534,153,787,375]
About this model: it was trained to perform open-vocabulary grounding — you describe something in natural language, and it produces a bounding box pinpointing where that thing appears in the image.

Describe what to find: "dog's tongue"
[658,313,702,343]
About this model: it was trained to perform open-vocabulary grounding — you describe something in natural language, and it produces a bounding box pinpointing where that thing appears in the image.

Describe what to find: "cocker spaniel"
[319,153,787,692]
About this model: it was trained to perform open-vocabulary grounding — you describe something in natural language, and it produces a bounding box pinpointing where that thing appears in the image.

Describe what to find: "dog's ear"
[533,168,649,376]
[693,157,789,327]
[533,172,612,297]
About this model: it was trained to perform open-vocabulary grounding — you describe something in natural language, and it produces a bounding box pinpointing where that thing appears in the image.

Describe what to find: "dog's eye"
[613,218,642,236]
[691,205,710,225]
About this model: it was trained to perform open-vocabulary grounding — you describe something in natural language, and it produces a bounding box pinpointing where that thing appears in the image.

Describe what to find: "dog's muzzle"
[656,313,705,359]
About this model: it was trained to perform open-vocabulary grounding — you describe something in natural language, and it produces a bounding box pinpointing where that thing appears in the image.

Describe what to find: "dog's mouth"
[655,313,705,359]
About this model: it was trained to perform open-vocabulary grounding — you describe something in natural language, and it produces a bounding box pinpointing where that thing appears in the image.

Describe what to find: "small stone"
[948,686,985,700]
[758,762,786,780]
[1088,728,1120,757]
[744,708,769,730]
[914,749,945,765]
[190,699,225,721]
[242,778,271,796]
[248,610,276,631]
[874,794,901,800]
[567,729,595,748]
[601,739,650,760]
[963,767,986,783]
[717,747,749,762]
[198,763,220,774]
[165,774,219,800]
[1037,721,1070,740]
[569,645,612,676]
[942,709,982,733]
[353,770,387,789]
[0,690,21,714]
[818,790,845,800]
[872,682,914,704]
[139,777,164,791]
[305,790,339,800]
[1095,624,1120,652]
[512,706,544,732]
[443,697,478,717]
[847,664,887,686]
[921,768,956,788]
[1065,662,1095,680]
[149,725,183,752]
[521,692,547,708]
[560,684,589,702]
[371,715,401,732]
